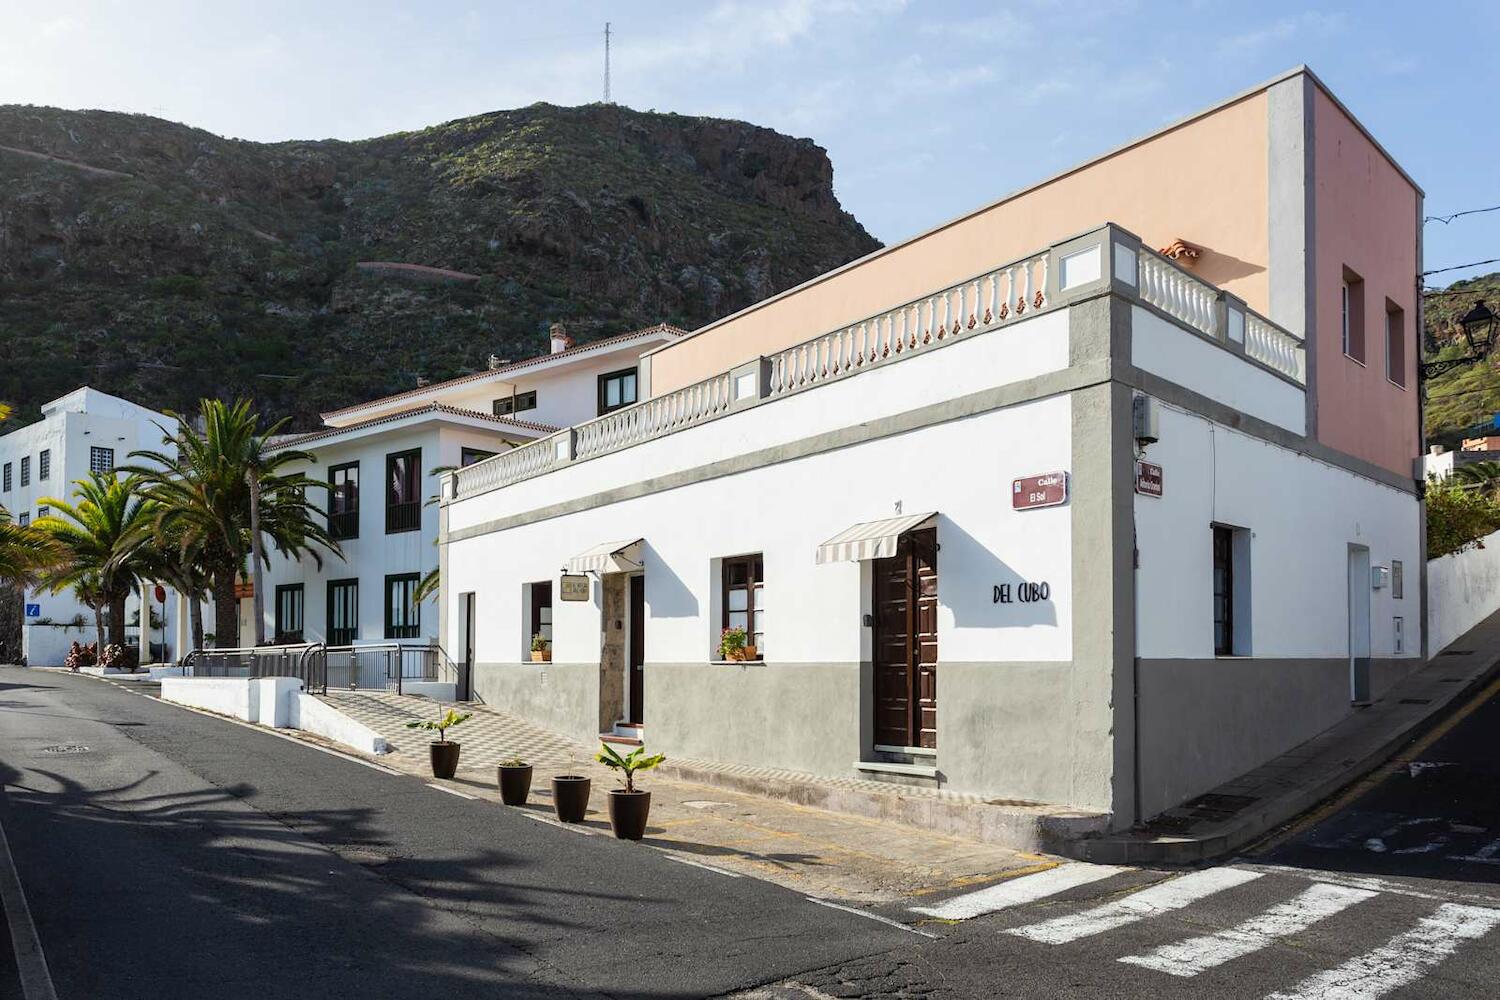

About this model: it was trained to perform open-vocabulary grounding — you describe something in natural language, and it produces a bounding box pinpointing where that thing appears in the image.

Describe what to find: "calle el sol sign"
[1012,471,1068,510]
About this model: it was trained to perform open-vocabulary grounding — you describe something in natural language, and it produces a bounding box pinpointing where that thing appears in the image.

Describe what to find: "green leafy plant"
[531,632,550,652]
[718,626,747,661]
[1427,477,1500,557]
[404,709,473,744]
[594,743,665,794]
[498,756,529,768]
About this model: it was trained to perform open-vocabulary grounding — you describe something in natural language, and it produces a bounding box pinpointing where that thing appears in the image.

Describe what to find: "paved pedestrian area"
[321,689,1038,904]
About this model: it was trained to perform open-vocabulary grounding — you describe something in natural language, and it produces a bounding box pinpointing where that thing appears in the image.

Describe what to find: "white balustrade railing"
[1245,310,1305,382]
[767,251,1050,396]
[575,371,734,460]
[454,431,566,498]
[1139,251,1219,339]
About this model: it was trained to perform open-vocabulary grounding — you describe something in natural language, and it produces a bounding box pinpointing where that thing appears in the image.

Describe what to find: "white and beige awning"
[815,512,937,564]
[567,538,644,575]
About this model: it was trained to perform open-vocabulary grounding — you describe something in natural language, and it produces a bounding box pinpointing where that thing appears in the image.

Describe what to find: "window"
[36,505,48,520]
[327,579,359,646]
[274,584,305,644]
[1394,617,1405,654]
[461,448,497,467]
[2,463,9,492]
[385,449,421,533]
[721,554,765,659]
[1213,527,1234,656]
[598,368,638,415]
[1341,268,1365,363]
[38,449,49,482]
[1392,560,1404,600]
[328,462,359,540]
[90,446,115,473]
[19,456,28,488]
[16,511,28,527]
[493,391,537,416]
[1386,301,1407,388]
[385,573,420,639]
[529,581,553,649]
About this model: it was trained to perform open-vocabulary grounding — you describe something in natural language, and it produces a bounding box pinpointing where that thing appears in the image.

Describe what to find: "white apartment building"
[1,387,181,666]
[257,324,682,686]
[437,70,1426,834]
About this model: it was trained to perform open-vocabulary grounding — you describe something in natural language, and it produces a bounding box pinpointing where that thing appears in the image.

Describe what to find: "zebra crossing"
[909,861,1500,997]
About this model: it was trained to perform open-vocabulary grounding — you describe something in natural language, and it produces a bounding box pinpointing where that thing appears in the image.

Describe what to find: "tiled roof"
[284,403,559,447]
[319,323,686,421]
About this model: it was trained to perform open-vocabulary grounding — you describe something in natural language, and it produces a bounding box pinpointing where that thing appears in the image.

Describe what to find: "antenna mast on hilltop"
[603,22,612,104]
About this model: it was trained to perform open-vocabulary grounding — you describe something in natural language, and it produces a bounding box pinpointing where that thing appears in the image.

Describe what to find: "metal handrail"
[182,642,327,694]
[321,641,457,695]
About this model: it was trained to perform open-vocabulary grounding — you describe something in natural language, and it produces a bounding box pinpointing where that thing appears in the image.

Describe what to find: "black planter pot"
[429,741,461,779]
[497,764,533,806]
[607,790,651,840]
[551,775,592,823]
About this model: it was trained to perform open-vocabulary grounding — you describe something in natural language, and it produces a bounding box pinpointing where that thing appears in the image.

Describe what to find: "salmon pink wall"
[1311,88,1420,478]
[649,93,1271,395]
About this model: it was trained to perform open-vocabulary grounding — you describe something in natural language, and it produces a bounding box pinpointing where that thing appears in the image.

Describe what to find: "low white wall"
[1428,527,1500,655]
[287,693,389,754]
[22,624,93,667]
[158,677,386,754]
[161,677,262,721]
[399,681,457,701]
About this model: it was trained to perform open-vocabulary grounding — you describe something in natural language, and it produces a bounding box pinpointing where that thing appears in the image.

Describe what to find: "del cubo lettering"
[993,581,1051,604]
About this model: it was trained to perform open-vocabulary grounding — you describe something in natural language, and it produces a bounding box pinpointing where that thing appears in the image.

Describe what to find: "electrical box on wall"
[1132,394,1159,445]
[1371,565,1391,591]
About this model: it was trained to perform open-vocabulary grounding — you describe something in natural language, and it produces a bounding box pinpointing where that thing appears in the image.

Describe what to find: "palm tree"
[0,506,58,590]
[125,522,213,654]
[1455,460,1500,491]
[126,399,339,648]
[34,473,157,648]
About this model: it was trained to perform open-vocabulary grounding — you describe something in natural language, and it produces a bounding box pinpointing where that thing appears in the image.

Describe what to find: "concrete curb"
[1068,649,1500,865]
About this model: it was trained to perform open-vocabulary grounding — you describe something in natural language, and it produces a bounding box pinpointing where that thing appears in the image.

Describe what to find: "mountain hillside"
[1424,273,1500,445]
[0,103,880,428]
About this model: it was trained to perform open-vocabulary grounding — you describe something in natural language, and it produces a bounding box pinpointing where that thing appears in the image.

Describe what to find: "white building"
[256,324,683,681]
[1,387,181,666]
[437,71,1425,830]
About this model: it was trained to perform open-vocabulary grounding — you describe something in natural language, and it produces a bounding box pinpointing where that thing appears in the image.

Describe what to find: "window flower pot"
[607,789,652,840]
[551,774,591,823]
[429,741,461,779]
[497,763,533,806]
[743,645,757,661]
[531,650,552,663]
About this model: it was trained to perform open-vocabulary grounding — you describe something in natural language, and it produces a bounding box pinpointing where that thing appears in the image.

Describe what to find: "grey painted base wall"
[471,661,600,745]
[1137,656,1415,818]
[645,661,864,779]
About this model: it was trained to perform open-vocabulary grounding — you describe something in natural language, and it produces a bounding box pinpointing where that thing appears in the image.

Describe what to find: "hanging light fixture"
[1423,300,1498,379]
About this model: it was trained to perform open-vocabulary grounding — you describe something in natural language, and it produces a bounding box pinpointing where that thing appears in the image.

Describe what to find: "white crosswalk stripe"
[1006,867,1263,945]
[909,863,1128,920]
[1264,901,1500,1000]
[1118,882,1377,977]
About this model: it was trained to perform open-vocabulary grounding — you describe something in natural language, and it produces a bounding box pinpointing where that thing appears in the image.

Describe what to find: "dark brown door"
[872,527,938,749]
[628,575,645,724]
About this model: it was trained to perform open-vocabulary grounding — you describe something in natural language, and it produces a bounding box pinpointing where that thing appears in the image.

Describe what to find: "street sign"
[233,581,254,599]
[24,604,40,618]
[560,574,591,602]
[1012,471,1068,510]
[153,584,167,604]
[1135,461,1164,497]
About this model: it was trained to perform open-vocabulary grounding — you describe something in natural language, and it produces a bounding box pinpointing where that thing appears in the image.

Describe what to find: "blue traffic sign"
[24,604,41,618]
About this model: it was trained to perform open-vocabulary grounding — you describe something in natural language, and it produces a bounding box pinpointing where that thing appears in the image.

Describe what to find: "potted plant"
[530,633,552,663]
[551,755,591,823]
[404,708,473,779]
[595,743,666,840]
[497,756,533,806]
[718,626,749,662]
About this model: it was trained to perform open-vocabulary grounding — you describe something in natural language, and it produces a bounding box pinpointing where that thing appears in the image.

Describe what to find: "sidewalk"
[322,690,1041,904]
[1071,608,1500,864]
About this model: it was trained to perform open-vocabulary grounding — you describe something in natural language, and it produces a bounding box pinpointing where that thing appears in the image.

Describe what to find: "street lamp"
[1422,300,1498,379]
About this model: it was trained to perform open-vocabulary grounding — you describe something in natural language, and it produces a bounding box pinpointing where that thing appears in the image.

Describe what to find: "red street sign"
[153,584,167,604]
[1135,461,1164,498]
[1012,471,1068,510]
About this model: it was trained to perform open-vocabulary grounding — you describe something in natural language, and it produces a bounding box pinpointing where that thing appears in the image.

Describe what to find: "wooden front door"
[628,575,645,724]
[872,527,938,749]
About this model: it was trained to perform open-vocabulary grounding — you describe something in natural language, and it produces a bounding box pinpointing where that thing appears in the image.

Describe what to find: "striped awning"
[815,512,937,565]
[567,538,644,575]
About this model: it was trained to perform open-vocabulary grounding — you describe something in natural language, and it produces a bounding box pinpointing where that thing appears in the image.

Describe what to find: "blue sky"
[3,1,1496,286]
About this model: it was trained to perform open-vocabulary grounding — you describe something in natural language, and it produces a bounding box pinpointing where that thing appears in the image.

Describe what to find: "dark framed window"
[90,446,115,474]
[385,449,421,533]
[721,554,765,658]
[385,573,420,639]
[328,461,360,540]
[1212,527,1234,656]
[274,584,305,644]
[461,447,497,467]
[529,581,553,648]
[38,449,49,481]
[598,367,638,415]
[1341,267,1365,364]
[2,462,10,492]
[327,578,359,646]
[1392,560,1404,600]
[36,505,48,519]
[16,511,29,527]
[1386,301,1407,388]
[493,391,537,416]
[19,456,28,488]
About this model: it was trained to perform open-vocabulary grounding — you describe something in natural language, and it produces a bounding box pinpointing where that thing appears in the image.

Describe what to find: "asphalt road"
[0,667,908,999]
[5,666,1500,1000]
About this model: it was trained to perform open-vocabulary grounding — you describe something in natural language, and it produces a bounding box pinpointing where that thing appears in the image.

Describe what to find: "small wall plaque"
[560,574,591,602]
